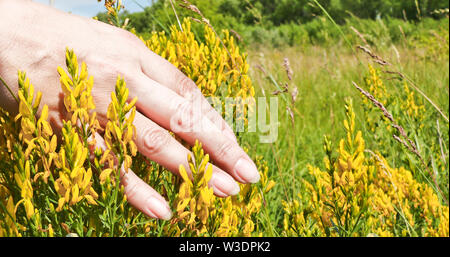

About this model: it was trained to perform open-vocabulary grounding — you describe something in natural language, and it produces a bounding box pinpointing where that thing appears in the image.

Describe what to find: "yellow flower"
[103,76,137,172]
[54,122,98,211]
[284,98,448,237]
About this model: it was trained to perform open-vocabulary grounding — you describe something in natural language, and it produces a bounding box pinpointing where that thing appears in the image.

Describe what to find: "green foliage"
[96,0,449,48]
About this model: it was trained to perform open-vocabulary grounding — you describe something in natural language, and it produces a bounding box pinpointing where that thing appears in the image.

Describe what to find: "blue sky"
[33,0,151,17]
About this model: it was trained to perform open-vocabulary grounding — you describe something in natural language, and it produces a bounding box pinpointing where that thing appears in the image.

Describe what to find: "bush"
[0,19,272,237]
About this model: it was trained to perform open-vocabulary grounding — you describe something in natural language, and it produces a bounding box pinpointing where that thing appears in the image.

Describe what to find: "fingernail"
[234,158,260,184]
[211,172,240,197]
[145,196,172,220]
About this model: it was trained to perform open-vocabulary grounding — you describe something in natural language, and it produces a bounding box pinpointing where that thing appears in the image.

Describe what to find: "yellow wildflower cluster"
[144,19,255,129]
[134,19,273,236]
[361,64,448,204]
[58,50,96,127]
[16,72,57,183]
[54,49,101,212]
[0,71,58,236]
[214,155,275,237]
[362,64,426,133]
[161,142,274,237]
[400,82,425,122]
[96,75,138,236]
[0,109,18,236]
[145,19,254,98]
[54,122,98,211]
[282,99,448,237]
[103,76,137,173]
[1,14,270,236]
[171,140,215,236]
[97,0,127,28]
[362,65,390,133]
[0,48,140,236]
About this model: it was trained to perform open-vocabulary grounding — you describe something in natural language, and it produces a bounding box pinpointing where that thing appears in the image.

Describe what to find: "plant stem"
[0,75,19,104]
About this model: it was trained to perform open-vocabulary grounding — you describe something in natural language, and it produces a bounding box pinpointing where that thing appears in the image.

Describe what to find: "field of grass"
[241,34,449,235]
[0,1,448,237]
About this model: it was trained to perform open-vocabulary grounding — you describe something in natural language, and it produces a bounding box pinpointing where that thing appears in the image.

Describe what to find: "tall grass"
[242,26,449,234]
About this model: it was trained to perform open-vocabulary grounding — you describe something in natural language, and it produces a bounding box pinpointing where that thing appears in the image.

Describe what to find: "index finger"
[139,49,236,141]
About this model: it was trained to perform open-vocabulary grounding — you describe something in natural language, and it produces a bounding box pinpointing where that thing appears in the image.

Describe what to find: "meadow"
[0,0,448,237]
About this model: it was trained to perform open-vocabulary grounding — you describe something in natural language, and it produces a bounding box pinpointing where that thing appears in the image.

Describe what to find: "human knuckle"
[171,101,197,132]
[216,140,238,160]
[142,127,170,155]
[117,29,138,42]
[124,178,140,201]
[176,73,198,100]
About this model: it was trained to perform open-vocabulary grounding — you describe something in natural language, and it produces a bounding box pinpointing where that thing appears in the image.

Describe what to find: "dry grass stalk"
[357,45,391,66]
[254,64,267,77]
[169,0,183,32]
[383,70,449,123]
[291,86,298,104]
[281,57,298,104]
[271,85,288,96]
[392,134,416,156]
[229,29,243,43]
[357,44,449,123]
[350,26,370,48]
[398,25,408,46]
[283,58,293,81]
[352,81,394,121]
[352,81,420,157]
[352,81,448,205]
[179,0,202,15]
[365,150,397,189]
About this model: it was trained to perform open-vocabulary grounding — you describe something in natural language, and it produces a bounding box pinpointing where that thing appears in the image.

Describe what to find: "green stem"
[311,0,354,55]
[0,75,19,104]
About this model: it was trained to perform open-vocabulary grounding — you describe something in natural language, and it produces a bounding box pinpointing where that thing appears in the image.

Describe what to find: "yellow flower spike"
[113,123,122,141]
[21,180,33,200]
[204,164,213,185]
[79,62,88,81]
[178,182,190,200]
[179,165,192,186]
[70,166,82,180]
[24,199,34,219]
[265,180,276,193]
[89,187,98,199]
[56,198,65,212]
[81,168,92,190]
[124,98,138,114]
[146,19,254,99]
[177,199,190,214]
[32,91,43,110]
[70,185,79,205]
[99,168,113,185]
[99,149,111,165]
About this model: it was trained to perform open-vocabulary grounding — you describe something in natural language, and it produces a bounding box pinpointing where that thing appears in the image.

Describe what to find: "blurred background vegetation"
[96,0,449,47]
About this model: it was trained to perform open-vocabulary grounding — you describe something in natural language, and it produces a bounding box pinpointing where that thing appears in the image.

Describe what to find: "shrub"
[0,19,272,237]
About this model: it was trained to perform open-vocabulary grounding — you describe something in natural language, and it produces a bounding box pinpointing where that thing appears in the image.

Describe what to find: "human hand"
[0,0,260,220]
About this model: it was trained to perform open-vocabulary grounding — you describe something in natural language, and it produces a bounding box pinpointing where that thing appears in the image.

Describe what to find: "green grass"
[1,1,448,236]
[239,22,449,234]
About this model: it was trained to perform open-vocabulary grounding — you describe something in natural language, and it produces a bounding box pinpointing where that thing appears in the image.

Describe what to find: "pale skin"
[0,0,260,220]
